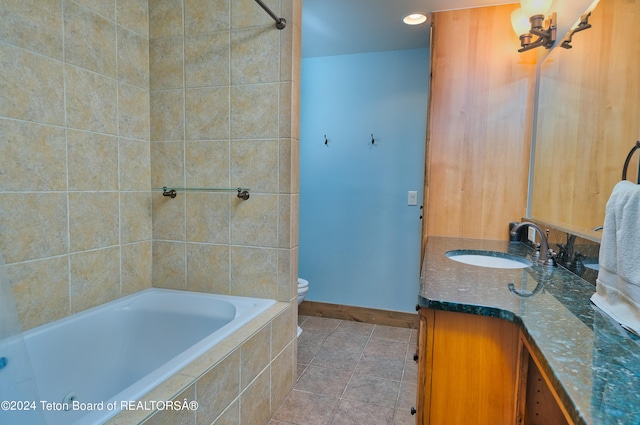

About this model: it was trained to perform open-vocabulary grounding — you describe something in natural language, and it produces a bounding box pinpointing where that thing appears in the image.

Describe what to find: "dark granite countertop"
[418,237,640,425]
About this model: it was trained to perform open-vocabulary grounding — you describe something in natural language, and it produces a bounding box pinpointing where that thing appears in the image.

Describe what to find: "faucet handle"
[545,248,558,266]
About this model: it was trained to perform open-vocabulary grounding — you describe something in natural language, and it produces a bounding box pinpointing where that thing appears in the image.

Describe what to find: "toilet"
[297,278,309,337]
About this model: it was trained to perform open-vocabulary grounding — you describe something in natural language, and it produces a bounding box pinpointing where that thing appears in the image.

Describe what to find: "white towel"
[591,180,640,334]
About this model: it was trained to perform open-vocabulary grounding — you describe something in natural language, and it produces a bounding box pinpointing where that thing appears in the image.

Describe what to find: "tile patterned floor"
[269,316,418,425]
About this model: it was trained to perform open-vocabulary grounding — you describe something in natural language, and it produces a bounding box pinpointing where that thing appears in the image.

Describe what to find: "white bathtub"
[5,288,275,425]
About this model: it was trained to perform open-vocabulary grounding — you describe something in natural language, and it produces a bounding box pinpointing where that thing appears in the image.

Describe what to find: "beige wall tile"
[231,0,280,29]
[69,192,120,252]
[231,139,278,193]
[0,193,68,264]
[121,241,152,295]
[230,194,278,247]
[0,119,67,191]
[271,305,295,356]
[73,0,115,20]
[64,0,116,77]
[70,247,120,313]
[120,138,151,190]
[277,194,299,249]
[119,83,151,141]
[8,257,70,331]
[65,64,118,134]
[152,241,186,289]
[279,82,300,139]
[291,82,300,138]
[152,193,186,241]
[116,0,148,37]
[271,341,295,413]
[120,192,152,243]
[0,0,63,59]
[67,130,119,191]
[185,0,230,35]
[230,83,279,139]
[149,0,183,39]
[240,324,271,389]
[118,27,149,89]
[186,140,230,188]
[185,87,230,140]
[211,400,239,425]
[278,5,293,82]
[143,385,196,425]
[186,193,230,244]
[278,248,297,303]
[151,141,185,187]
[150,90,185,141]
[230,27,279,85]
[0,44,65,126]
[230,246,278,299]
[150,38,184,91]
[186,243,230,293]
[195,350,240,425]
[278,138,300,194]
[185,32,230,87]
[239,367,271,425]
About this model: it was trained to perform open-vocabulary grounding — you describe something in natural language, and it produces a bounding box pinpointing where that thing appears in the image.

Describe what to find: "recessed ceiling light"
[403,13,428,25]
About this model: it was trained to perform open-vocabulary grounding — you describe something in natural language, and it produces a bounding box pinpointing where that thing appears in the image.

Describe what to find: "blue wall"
[299,48,430,313]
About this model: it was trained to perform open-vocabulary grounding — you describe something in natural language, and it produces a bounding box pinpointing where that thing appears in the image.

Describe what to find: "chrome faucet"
[510,222,555,266]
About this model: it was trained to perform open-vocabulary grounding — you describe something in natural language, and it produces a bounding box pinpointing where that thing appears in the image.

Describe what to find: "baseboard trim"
[298,300,418,329]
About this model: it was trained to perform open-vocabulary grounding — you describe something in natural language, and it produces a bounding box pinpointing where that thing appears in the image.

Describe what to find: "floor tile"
[372,325,412,342]
[363,338,408,359]
[271,316,418,425]
[331,399,394,425]
[336,320,375,337]
[301,316,341,331]
[355,354,405,381]
[272,390,339,425]
[295,365,352,397]
[342,374,401,408]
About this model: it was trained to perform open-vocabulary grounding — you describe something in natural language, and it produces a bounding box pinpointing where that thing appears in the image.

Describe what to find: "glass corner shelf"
[153,187,250,200]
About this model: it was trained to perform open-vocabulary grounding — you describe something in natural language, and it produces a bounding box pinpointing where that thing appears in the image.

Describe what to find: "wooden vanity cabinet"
[416,308,572,425]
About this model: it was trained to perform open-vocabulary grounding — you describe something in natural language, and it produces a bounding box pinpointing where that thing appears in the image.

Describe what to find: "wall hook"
[324,135,328,145]
[371,134,375,145]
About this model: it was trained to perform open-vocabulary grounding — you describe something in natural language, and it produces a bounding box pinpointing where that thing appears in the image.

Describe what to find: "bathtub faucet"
[510,222,556,266]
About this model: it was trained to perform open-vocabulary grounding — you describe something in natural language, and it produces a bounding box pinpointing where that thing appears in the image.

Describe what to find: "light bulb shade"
[511,8,531,36]
[519,0,552,17]
[403,13,427,25]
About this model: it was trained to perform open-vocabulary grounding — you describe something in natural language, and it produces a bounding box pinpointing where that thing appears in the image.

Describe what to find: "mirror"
[529,0,640,239]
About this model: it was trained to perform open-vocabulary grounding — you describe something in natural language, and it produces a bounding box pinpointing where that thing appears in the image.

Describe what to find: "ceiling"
[301,0,515,58]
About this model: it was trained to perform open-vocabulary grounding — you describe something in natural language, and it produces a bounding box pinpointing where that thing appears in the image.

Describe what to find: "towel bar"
[622,140,640,184]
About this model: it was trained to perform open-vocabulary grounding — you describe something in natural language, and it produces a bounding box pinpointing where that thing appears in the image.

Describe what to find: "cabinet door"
[416,309,434,424]
[424,310,520,425]
[516,337,572,425]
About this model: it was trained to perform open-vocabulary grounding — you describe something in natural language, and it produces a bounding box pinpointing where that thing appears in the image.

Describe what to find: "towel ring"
[622,140,640,183]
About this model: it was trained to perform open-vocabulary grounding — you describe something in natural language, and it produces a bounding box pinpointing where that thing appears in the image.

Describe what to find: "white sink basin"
[445,250,532,269]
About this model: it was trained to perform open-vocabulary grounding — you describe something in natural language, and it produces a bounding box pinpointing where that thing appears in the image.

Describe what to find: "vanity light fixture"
[403,13,428,25]
[511,0,557,52]
[560,12,592,49]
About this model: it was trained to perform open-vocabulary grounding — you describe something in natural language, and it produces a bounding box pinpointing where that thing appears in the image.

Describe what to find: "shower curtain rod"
[254,0,286,29]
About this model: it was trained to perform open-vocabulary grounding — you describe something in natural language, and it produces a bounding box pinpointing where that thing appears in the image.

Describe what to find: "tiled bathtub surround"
[106,302,296,425]
[148,0,301,304]
[1,0,152,329]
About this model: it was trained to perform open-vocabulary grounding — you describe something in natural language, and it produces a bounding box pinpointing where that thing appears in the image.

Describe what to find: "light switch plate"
[408,191,418,206]
[528,226,536,243]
